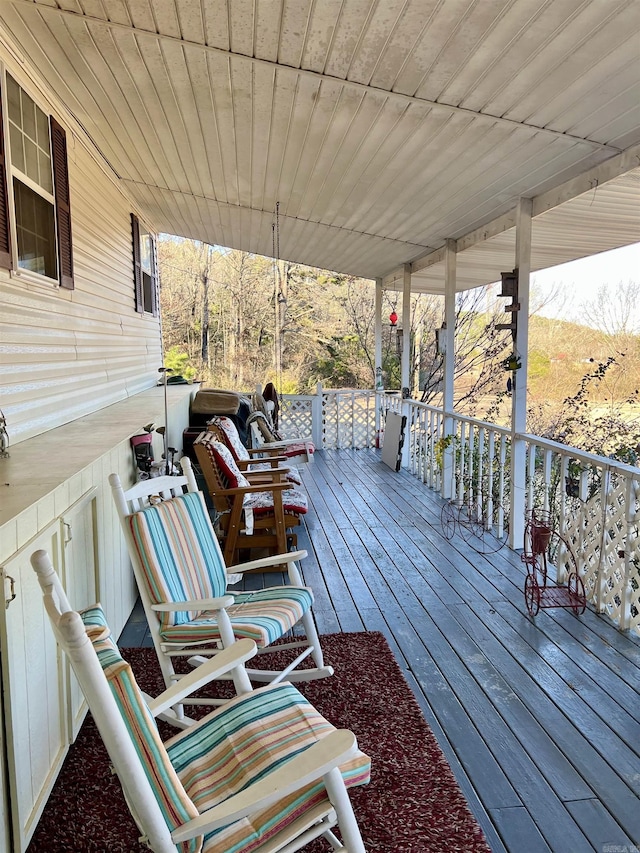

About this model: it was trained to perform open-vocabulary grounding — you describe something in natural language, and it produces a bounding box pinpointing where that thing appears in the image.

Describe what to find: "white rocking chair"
[109,457,332,705]
[30,549,370,853]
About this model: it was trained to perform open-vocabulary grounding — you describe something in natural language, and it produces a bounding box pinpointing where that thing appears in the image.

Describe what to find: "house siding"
[0,49,162,448]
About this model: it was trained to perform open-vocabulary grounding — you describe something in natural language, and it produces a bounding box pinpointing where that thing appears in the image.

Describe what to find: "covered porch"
[120,446,640,853]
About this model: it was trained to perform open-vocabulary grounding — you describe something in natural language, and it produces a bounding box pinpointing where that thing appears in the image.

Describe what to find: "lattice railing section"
[321,391,376,449]
[279,396,313,440]
[563,475,639,633]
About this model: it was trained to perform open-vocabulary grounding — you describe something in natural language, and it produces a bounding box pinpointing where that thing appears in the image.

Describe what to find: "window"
[0,71,74,288]
[131,213,158,315]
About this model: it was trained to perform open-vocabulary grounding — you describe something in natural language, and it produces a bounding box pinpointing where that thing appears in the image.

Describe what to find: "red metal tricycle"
[521,510,586,616]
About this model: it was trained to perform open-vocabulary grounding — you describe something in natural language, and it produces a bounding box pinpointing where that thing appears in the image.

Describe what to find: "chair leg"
[323,766,366,853]
[300,609,329,671]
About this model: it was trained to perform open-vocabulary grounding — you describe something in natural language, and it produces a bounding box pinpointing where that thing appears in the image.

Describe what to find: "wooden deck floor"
[120,448,640,853]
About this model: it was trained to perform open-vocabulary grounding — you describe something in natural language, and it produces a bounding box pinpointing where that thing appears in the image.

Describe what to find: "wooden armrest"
[218,482,291,496]
[171,730,358,841]
[150,595,234,612]
[147,640,257,716]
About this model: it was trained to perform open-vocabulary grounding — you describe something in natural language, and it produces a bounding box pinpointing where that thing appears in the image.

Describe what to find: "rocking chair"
[110,459,332,702]
[207,415,302,485]
[193,431,308,564]
[247,410,315,464]
[31,550,370,853]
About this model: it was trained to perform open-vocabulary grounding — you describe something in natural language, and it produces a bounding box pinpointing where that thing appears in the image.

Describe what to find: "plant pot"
[531,523,552,553]
[565,478,579,498]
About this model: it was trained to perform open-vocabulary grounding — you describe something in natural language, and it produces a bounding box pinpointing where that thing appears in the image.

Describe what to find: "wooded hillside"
[158,237,639,462]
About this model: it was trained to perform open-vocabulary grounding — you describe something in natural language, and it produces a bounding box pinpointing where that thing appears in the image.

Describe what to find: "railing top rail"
[518,432,640,478]
[401,399,512,437]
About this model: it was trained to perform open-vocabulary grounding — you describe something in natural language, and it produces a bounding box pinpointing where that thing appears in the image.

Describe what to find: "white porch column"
[401,263,411,394]
[400,264,412,467]
[374,277,383,439]
[442,239,457,498]
[510,198,532,547]
[374,277,383,389]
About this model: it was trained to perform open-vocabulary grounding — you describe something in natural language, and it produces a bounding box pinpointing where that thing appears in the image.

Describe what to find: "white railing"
[279,386,378,450]
[399,398,640,636]
[276,386,639,636]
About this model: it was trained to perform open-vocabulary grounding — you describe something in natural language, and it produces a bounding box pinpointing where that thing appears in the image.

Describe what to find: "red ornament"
[389,310,398,327]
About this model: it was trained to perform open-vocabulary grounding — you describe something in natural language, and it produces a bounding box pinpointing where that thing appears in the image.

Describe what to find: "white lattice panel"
[279,397,313,439]
[564,473,640,635]
[322,392,376,449]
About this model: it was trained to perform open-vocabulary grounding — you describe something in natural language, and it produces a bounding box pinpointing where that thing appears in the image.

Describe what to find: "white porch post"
[374,278,383,390]
[510,198,532,547]
[374,278,383,438]
[312,381,323,450]
[401,264,411,394]
[442,239,457,499]
[400,264,412,467]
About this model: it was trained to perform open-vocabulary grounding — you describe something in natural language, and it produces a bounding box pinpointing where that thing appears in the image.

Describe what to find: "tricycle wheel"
[440,501,457,540]
[567,572,586,614]
[524,573,541,616]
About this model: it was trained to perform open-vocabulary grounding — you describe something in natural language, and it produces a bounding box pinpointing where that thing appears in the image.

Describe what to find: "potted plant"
[565,460,583,498]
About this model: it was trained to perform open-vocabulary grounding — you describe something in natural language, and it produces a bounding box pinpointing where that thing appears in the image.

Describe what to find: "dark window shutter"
[50,116,74,289]
[150,233,159,317]
[131,213,143,313]
[0,80,11,269]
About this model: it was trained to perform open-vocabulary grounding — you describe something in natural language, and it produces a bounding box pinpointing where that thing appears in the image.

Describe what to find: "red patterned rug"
[27,631,491,852]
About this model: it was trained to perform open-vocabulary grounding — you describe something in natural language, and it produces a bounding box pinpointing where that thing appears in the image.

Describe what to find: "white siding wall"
[0,49,163,447]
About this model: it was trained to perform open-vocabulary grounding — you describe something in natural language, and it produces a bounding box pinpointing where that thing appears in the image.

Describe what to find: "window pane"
[140,231,152,275]
[36,109,49,149]
[24,137,39,185]
[13,178,57,279]
[38,148,53,194]
[142,271,153,313]
[22,90,36,142]
[7,76,53,196]
[9,123,24,174]
[7,75,21,124]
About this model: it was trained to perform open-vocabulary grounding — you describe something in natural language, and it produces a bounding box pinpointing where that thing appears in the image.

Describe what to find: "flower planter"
[531,522,552,553]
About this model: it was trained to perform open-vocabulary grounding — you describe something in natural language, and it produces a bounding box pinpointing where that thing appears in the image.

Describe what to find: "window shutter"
[131,213,143,313]
[0,81,11,269]
[50,116,74,289]
[150,232,159,317]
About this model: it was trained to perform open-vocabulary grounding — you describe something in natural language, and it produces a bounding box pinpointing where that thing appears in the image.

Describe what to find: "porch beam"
[510,198,532,548]
[6,0,622,155]
[381,140,640,289]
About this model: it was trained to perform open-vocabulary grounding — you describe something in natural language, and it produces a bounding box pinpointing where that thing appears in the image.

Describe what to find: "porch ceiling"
[2,0,640,288]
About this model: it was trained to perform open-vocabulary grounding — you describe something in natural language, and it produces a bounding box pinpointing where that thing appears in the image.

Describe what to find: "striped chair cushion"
[159,585,314,648]
[79,605,202,853]
[128,491,227,629]
[166,682,371,853]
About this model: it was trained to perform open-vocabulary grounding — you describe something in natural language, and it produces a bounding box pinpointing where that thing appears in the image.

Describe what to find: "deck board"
[120,448,640,853]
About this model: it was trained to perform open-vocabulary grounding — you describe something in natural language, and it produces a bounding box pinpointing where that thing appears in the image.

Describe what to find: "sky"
[531,241,640,330]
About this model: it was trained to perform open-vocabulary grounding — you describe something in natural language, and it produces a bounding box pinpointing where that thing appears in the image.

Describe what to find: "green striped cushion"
[159,585,313,648]
[166,682,371,853]
[128,491,227,629]
[79,605,203,853]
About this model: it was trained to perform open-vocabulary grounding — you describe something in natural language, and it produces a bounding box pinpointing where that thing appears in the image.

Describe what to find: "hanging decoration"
[389,309,398,328]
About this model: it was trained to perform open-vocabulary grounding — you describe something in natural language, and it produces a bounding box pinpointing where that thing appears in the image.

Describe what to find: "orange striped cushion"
[128,492,227,629]
[166,682,371,853]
